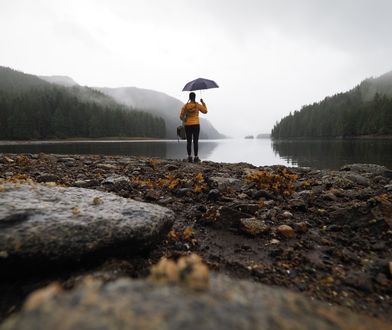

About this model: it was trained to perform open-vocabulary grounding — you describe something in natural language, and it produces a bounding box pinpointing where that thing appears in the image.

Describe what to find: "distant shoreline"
[271,134,392,141]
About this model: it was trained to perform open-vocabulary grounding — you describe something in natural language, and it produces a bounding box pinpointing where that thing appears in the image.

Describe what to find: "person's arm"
[180,105,187,121]
[198,99,208,113]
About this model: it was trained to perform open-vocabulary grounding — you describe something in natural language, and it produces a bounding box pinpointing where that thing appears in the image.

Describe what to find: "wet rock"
[322,192,338,201]
[389,261,392,276]
[344,173,371,186]
[288,198,306,211]
[36,174,59,183]
[96,163,117,170]
[144,190,160,202]
[102,175,130,186]
[239,218,270,236]
[293,222,308,233]
[345,271,373,292]
[276,225,295,238]
[207,188,220,201]
[0,182,174,270]
[73,179,100,188]
[57,157,75,163]
[282,211,293,219]
[374,273,388,286]
[176,188,193,197]
[341,163,391,178]
[164,164,178,171]
[2,274,390,330]
[209,176,242,192]
[253,189,274,200]
[384,184,392,191]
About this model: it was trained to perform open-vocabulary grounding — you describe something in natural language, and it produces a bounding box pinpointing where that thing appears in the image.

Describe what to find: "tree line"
[271,89,392,139]
[0,86,166,140]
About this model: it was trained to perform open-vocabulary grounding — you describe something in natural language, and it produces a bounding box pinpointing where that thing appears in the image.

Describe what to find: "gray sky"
[1,0,392,137]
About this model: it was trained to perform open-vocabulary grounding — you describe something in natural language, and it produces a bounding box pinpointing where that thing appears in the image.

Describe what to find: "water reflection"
[272,139,392,169]
[0,140,219,161]
[1,139,391,170]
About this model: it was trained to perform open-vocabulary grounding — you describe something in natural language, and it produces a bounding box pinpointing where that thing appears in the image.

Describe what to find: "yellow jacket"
[179,101,208,126]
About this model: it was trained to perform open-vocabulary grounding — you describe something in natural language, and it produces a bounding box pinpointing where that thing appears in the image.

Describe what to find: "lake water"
[0,139,391,170]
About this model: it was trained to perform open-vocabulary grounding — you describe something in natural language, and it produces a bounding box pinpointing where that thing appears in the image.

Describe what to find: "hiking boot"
[187,156,193,162]
[193,156,200,163]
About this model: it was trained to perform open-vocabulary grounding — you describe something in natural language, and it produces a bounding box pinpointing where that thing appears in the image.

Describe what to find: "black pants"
[185,125,200,156]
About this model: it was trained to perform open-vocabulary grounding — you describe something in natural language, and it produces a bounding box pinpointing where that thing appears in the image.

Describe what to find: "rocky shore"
[0,153,391,329]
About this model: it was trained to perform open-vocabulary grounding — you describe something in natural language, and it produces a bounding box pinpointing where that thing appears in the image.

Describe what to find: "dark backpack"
[177,125,186,140]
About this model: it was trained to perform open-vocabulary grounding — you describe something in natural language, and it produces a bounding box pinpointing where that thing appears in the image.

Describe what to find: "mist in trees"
[271,74,392,139]
[0,87,166,140]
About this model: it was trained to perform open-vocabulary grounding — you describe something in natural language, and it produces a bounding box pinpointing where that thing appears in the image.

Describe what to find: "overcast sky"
[1,0,392,137]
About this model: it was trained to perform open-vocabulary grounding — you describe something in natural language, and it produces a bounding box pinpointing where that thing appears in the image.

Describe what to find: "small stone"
[74,179,100,188]
[375,273,388,286]
[389,261,392,276]
[102,175,130,186]
[210,176,242,192]
[288,199,306,211]
[282,211,293,219]
[36,174,59,183]
[3,156,14,163]
[144,190,160,201]
[97,163,117,170]
[207,189,220,201]
[294,222,308,233]
[164,164,178,171]
[253,189,274,200]
[239,218,270,236]
[384,184,392,192]
[270,239,280,244]
[57,157,75,163]
[276,225,295,238]
[176,188,193,197]
[0,251,8,258]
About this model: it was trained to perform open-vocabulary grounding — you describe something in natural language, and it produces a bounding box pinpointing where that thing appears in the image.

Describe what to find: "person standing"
[179,92,208,162]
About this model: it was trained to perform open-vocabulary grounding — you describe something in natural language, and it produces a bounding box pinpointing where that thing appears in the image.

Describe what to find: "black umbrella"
[182,78,219,91]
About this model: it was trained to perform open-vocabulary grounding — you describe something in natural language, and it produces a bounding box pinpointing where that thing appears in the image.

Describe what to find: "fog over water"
[1,0,392,137]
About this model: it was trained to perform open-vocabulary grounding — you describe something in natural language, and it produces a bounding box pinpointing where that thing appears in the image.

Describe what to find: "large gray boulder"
[0,182,174,267]
[1,274,390,330]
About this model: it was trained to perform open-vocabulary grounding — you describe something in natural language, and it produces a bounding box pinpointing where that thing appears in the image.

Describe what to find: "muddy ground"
[0,153,391,323]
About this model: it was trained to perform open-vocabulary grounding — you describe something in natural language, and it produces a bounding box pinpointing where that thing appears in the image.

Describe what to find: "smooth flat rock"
[1,274,390,330]
[0,181,174,265]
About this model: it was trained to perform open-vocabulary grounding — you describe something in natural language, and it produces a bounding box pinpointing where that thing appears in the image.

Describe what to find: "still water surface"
[0,139,391,170]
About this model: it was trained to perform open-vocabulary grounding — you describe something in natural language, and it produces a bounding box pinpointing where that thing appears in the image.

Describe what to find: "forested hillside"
[271,71,392,139]
[0,67,166,140]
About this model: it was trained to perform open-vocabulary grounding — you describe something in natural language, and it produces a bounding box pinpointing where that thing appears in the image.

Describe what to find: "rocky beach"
[0,153,391,329]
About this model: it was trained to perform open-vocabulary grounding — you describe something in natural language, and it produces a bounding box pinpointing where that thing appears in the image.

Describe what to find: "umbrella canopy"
[182,78,219,91]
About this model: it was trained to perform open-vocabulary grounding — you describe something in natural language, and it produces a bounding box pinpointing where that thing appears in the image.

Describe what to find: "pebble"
[282,211,293,219]
[239,218,270,236]
[96,163,117,170]
[276,225,296,238]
